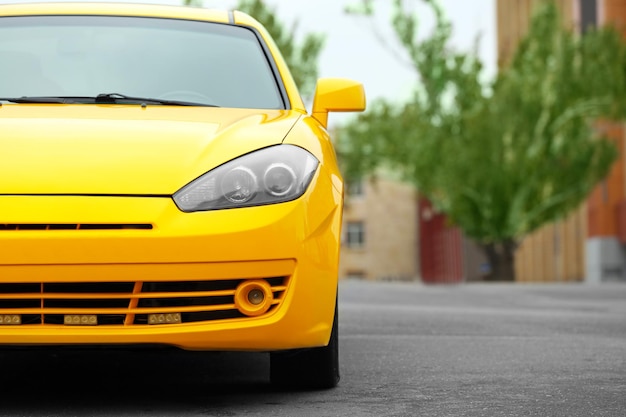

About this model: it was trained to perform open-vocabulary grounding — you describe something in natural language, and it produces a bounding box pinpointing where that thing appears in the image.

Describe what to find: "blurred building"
[497,0,626,282]
[338,178,488,283]
[338,178,420,281]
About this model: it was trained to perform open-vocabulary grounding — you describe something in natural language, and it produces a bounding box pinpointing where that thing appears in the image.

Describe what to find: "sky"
[0,0,496,110]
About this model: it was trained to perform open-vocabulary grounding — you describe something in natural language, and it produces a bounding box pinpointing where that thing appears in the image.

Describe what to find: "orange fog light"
[234,280,273,317]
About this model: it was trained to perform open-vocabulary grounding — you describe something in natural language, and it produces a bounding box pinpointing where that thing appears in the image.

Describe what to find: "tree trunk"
[482,240,518,281]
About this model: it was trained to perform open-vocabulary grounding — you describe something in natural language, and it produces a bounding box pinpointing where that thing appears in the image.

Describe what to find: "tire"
[270,302,339,390]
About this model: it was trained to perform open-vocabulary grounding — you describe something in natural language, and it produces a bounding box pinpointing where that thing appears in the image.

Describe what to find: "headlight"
[173,145,319,212]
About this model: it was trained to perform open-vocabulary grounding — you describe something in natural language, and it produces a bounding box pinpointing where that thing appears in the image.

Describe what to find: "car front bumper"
[0,175,342,351]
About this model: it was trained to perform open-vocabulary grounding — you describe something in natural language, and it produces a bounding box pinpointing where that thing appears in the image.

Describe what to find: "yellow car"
[0,2,365,389]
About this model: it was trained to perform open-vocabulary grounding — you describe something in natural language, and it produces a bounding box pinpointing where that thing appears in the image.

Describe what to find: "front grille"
[0,278,288,326]
[0,224,153,231]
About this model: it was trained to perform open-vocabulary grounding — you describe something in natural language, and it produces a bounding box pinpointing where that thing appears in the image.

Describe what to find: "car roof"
[0,2,247,25]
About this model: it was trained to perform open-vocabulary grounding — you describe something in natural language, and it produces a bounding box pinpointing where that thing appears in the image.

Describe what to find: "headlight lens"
[264,163,297,197]
[222,166,258,204]
[173,145,319,212]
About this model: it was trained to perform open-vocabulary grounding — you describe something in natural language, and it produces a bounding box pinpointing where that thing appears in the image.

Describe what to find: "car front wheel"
[270,302,339,390]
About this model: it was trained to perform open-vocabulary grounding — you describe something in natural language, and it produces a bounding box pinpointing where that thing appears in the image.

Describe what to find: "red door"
[419,198,464,284]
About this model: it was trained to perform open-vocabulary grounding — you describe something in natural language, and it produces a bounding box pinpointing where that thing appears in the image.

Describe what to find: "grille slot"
[0,278,288,326]
[0,224,153,231]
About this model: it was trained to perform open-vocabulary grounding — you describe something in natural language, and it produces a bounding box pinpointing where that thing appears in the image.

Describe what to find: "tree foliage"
[182,0,203,6]
[340,0,625,280]
[183,0,324,99]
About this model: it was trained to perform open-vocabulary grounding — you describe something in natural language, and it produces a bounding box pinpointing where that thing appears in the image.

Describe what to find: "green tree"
[183,0,324,99]
[182,0,203,6]
[340,0,624,280]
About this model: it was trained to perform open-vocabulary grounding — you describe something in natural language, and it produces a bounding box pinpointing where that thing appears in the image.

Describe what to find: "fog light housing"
[64,315,97,326]
[148,313,181,325]
[234,280,273,317]
[0,315,21,325]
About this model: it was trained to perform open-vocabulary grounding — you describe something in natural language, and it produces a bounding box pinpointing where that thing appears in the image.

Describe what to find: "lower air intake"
[0,277,288,326]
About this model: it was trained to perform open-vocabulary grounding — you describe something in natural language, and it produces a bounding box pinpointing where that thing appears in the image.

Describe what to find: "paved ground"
[0,280,624,416]
[339,280,626,417]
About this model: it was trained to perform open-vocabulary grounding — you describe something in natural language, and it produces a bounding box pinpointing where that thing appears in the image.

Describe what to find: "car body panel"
[0,105,302,194]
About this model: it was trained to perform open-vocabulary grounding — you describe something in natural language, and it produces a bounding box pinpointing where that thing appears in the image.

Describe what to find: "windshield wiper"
[0,93,218,107]
[0,96,76,104]
[94,93,218,107]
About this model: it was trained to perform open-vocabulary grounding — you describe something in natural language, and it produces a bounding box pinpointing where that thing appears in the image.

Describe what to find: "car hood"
[0,105,302,195]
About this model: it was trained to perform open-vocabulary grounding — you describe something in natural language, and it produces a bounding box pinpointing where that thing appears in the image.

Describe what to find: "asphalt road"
[0,280,624,416]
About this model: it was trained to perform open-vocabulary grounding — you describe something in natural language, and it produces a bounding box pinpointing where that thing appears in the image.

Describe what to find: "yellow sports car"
[0,2,365,389]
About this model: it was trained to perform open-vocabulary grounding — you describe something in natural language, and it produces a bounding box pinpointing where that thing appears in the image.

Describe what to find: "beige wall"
[515,204,587,282]
[497,0,575,68]
[498,0,587,282]
[339,178,419,281]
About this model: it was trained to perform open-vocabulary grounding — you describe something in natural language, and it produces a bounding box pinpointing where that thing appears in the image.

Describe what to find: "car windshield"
[0,15,285,109]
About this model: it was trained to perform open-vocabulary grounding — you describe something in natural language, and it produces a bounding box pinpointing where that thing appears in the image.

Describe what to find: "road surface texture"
[0,280,624,416]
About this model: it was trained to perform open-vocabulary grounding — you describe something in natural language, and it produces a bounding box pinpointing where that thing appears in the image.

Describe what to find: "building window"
[345,270,366,280]
[346,180,364,197]
[580,0,597,33]
[345,221,365,248]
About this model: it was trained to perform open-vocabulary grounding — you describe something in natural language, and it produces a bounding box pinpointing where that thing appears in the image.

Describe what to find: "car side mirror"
[311,78,366,128]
